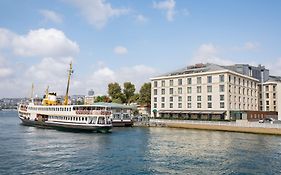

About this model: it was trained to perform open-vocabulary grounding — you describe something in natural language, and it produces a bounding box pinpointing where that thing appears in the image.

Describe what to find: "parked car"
[259,118,275,123]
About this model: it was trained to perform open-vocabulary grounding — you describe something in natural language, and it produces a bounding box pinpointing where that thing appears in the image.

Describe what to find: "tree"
[108,82,124,103]
[94,95,111,103]
[130,93,140,103]
[123,82,135,103]
[138,82,151,106]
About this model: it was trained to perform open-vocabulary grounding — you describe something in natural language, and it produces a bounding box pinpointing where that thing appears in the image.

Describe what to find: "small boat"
[17,63,112,133]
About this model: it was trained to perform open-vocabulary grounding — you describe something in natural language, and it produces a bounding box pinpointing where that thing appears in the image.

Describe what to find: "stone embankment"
[136,119,281,135]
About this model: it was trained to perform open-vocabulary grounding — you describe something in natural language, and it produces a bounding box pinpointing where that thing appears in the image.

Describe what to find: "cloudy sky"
[0,0,281,98]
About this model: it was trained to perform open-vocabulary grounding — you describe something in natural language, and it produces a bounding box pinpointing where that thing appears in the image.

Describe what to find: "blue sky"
[0,0,281,98]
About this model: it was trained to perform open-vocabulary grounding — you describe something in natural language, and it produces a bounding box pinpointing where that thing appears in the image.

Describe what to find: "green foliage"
[123,82,135,103]
[138,82,151,106]
[94,95,111,103]
[130,93,140,103]
[108,82,125,103]
[106,81,151,105]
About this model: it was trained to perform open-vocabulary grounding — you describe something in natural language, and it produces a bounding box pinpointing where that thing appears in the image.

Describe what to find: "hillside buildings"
[151,63,281,120]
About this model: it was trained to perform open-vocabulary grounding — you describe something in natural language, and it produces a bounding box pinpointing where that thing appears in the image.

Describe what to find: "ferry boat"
[17,63,112,133]
[94,102,134,127]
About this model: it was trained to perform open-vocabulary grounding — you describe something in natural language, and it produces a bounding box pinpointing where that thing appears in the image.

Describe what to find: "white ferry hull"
[19,117,112,133]
[112,119,133,127]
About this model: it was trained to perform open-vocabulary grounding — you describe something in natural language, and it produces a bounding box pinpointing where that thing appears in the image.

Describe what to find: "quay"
[135,119,281,135]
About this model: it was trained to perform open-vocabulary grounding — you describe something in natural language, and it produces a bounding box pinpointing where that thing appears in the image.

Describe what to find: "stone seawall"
[147,119,281,135]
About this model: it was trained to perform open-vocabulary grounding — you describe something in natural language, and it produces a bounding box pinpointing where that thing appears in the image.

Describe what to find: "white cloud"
[191,43,234,65]
[0,28,79,58]
[81,63,157,95]
[25,57,74,95]
[12,28,79,57]
[114,46,128,55]
[232,42,260,51]
[69,0,129,29]
[136,14,148,23]
[0,28,14,48]
[153,0,176,21]
[243,42,259,50]
[39,9,63,24]
[0,55,13,78]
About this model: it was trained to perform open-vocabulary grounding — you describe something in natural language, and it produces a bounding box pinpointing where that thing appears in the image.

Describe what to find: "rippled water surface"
[1,111,281,175]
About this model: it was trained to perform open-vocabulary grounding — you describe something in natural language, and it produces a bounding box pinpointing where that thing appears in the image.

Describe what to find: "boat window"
[69,107,71,111]
[97,117,105,124]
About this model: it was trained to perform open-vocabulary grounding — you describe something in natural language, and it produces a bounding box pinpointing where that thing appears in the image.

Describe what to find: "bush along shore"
[136,119,281,135]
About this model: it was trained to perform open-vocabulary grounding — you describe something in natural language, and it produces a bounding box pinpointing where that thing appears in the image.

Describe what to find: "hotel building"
[151,63,281,120]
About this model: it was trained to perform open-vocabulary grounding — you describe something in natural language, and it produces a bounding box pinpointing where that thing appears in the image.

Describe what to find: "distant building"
[137,104,151,116]
[84,96,95,105]
[88,89,95,96]
[150,63,281,120]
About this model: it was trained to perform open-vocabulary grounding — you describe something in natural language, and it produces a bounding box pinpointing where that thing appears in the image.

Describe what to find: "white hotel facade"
[151,63,281,120]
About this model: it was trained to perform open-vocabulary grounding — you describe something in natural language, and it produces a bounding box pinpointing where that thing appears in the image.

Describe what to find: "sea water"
[1,111,281,175]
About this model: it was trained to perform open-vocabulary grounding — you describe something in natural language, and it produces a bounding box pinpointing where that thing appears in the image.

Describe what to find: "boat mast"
[64,62,73,105]
[31,83,34,103]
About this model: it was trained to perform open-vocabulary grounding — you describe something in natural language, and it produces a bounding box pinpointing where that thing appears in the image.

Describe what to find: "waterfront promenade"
[141,119,281,135]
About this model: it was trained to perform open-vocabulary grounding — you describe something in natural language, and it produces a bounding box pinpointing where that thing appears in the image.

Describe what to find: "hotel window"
[178,87,182,94]
[170,103,173,108]
[207,76,212,83]
[197,86,202,93]
[266,93,269,98]
[220,95,224,101]
[161,80,165,87]
[266,86,269,91]
[243,79,245,86]
[178,79,182,85]
[238,78,241,85]
[153,89,157,95]
[197,95,201,101]
[273,85,276,91]
[219,85,224,92]
[266,106,269,111]
[220,102,225,108]
[154,97,157,102]
[219,75,224,82]
[266,101,269,105]
[187,96,191,101]
[207,85,212,93]
[161,103,165,108]
[170,96,173,102]
[161,89,165,95]
[187,103,191,108]
[229,75,231,83]
[273,93,276,99]
[178,103,182,108]
[154,103,157,108]
[187,78,192,85]
[169,80,174,86]
[274,101,276,105]
[169,88,173,94]
[197,77,202,84]
[208,102,212,108]
[187,87,192,94]
[161,97,165,102]
[154,81,157,87]
[178,96,182,102]
[197,103,201,108]
[208,95,212,101]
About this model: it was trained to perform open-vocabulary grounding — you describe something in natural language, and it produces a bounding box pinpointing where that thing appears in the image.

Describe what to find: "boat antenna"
[64,62,73,105]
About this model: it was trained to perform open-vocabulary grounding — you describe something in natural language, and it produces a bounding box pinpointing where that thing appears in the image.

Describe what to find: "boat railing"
[76,110,111,115]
